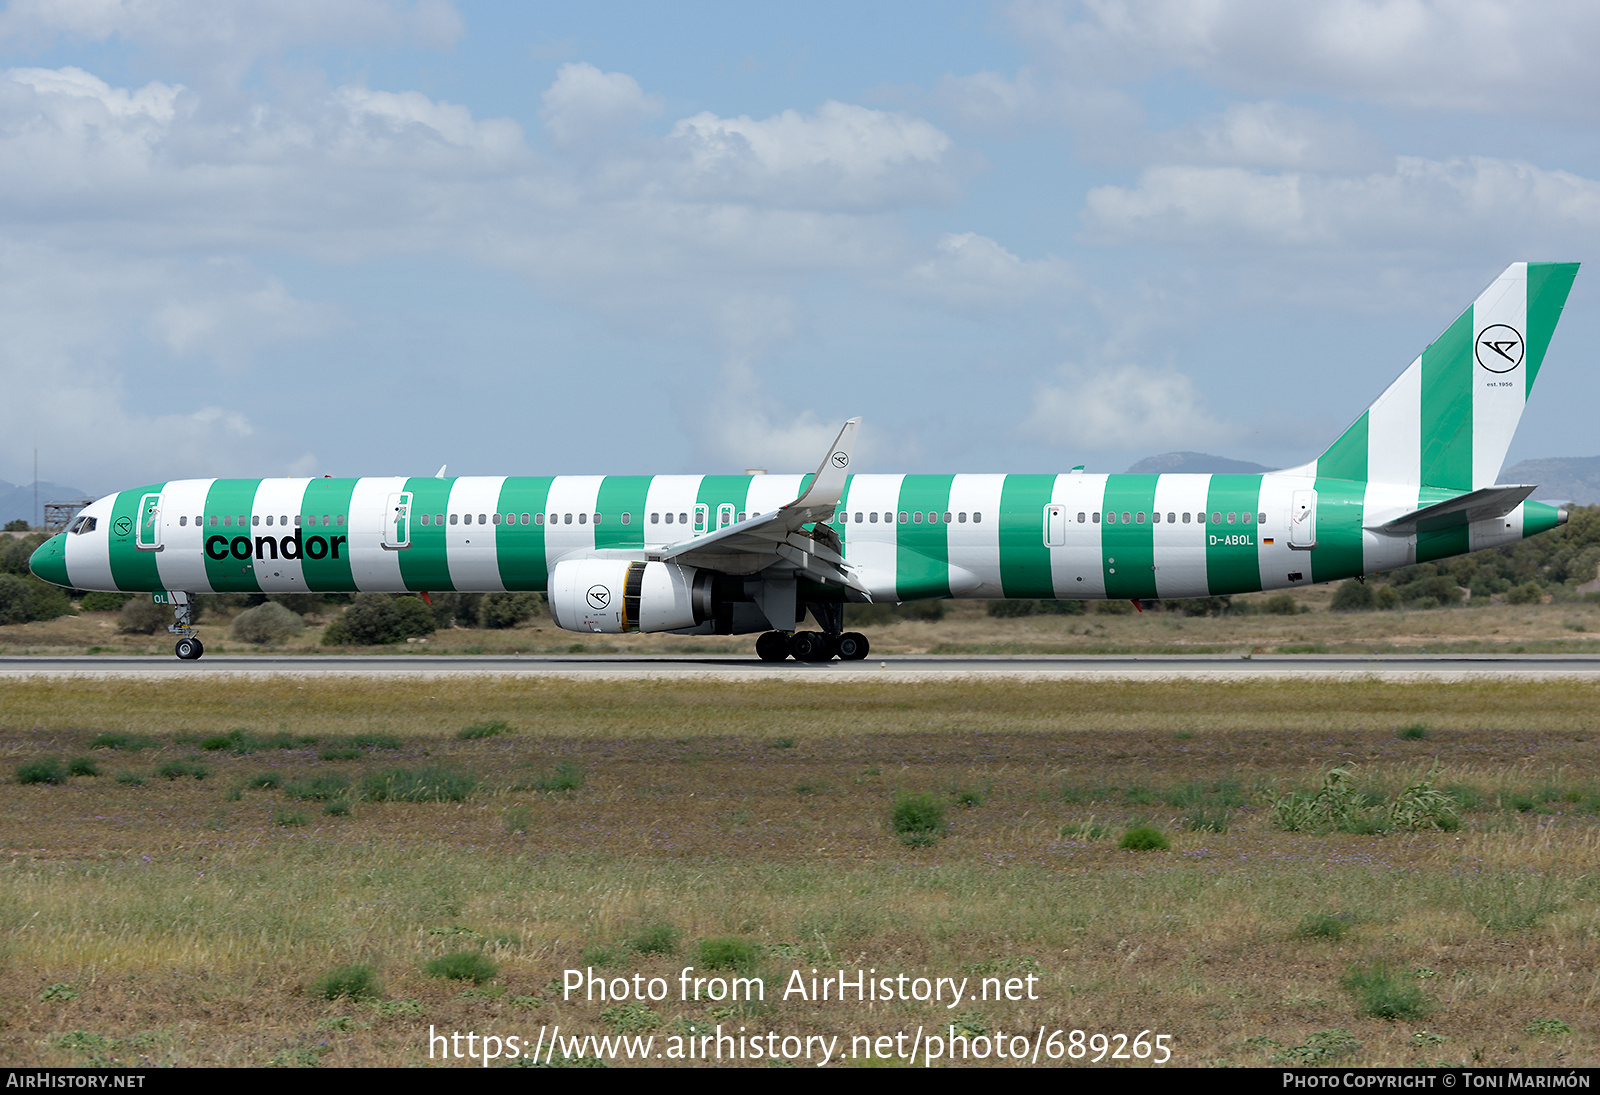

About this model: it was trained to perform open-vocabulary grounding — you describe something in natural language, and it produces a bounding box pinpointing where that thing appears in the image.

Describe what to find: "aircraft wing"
[655,418,866,590]
[1368,484,1539,535]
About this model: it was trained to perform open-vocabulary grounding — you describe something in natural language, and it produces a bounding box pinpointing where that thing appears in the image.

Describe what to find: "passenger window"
[1106,511,1116,524]
[265,515,273,526]
[973,512,981,523]
[492,513,501,525]
[337,515,345,526]
[535,513,544,525]
[294,515,301,527]
[680,513,688,524]
[1242,511,1253,524]
[1137,512,1145,524]
[521,513,530,524]
[912,512,922,524]
[450,514,458,525]
[252,515,260,526]
[578,513,586,524]
[593,514,601,524]
[1227,512,1236,524]
[899,512,908,523]
[224,516,232,527]
[179,516,187,526]
[420,514,429,526]
[210,516,218,527]
[1151,512,1159,523]
[564,513,573,525]
[477,514,485,525]
[1168,512,1175,524]
[621,513,631,524]
[1123,512,1131,524]
[739,512,748,522]
[1077,512,1085,523]
[1258,512,1266,524]
[665,512,673,524]
[869,512,878,523]
[1210,512,1220,524]
[944,512,952,523]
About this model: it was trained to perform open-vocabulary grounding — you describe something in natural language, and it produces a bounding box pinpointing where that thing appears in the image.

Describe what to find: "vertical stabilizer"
[1312,262,1578,489]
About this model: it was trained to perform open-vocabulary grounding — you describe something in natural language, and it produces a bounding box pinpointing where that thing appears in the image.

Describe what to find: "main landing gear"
[167,595,203,661]
[755,630,870,663]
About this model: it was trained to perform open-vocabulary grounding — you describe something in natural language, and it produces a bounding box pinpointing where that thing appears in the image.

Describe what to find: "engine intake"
[548,559,714,634]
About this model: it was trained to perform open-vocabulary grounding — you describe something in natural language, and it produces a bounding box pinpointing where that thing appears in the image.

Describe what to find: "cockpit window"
[69,516,96,535]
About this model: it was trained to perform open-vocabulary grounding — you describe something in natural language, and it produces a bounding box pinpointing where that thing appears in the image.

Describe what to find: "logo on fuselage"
[113,516,132,537]
[205,530,346,563]
[586,585,611,610]
[1475,324,1524,373]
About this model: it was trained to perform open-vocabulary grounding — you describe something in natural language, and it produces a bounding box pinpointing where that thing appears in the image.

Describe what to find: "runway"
[4,653,1600,680]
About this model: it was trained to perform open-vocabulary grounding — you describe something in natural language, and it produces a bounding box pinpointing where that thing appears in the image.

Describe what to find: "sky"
[2,0,1598,496]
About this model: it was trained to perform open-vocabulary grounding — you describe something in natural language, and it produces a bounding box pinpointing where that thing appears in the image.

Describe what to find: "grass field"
[2,678,1597,1067]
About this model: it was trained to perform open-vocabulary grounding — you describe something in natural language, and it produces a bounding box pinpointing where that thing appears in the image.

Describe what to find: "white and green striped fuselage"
[25,261,1580,643]
[29,470,1563,627]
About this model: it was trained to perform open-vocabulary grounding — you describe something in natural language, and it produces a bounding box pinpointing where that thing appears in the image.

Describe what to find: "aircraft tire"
[790,631,831,662]
[755,631,791,662]
[175,638,202,661]
[835,632,869,661]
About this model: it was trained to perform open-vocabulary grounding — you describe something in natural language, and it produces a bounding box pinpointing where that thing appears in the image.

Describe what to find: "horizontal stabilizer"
[1368,484,1537,535]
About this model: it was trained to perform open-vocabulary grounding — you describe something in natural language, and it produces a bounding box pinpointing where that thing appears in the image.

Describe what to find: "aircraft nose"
[29,533,70,588]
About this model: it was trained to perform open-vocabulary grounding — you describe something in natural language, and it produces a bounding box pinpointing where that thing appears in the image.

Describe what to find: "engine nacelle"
[547,559,714,633]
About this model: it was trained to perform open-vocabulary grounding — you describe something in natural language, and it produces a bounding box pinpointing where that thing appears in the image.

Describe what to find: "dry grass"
[2,679,1598,1067]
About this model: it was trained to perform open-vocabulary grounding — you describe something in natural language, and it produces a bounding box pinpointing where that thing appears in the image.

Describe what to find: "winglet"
[789,418,860,515]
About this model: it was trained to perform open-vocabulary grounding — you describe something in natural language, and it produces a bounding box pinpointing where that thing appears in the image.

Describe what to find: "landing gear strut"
[166,594,203,661]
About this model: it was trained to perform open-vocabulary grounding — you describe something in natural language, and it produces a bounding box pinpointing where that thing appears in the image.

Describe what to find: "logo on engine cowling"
[586,584,611,610]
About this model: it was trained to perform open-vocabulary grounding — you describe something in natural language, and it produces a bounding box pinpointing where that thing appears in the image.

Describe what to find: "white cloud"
[1162,101,1386,171]
[1007,0,1600,116]
[905,232,1076,311]
[540,62,661,148]
[1024,363,1227,452]
[1082,156,1600,248]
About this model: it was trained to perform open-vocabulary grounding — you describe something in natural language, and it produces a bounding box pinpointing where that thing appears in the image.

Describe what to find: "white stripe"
[247,479,313,593]
[445,477,509,592]
[839,473,902,601]
[1052,473,1106,600]
[1151,474,1210,598]
[1366,356,1422,486]
[542,476,605,564]
[948,474,1004,597]
[347,477,408,592]
[1472,263,1528,489]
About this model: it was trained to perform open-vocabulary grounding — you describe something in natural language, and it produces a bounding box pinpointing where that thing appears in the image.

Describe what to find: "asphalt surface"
[3,653,1600,680]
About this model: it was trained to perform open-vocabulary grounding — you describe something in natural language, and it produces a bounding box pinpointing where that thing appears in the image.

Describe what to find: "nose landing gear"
[165,594,203,661]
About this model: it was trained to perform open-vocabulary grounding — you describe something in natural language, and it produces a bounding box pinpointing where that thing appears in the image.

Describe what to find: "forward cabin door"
[136,493,163,552]
[1044,503,1067,548]
[382,492,412,550]
[1289,490,1318,550]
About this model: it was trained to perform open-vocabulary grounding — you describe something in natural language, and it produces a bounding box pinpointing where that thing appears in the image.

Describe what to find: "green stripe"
[298,479,357,593]
[1420,306,1474,490]
[496,478,555,591]
[1204,475,1264,595]
[107,485,167,593]
[1413,485,1467,564]
[998,475,1054,598]
[399,478,456,593]
[1317,410,1368,482]
[1523,500,1562,539]
[1525,263,1579,397]
[200,480,264,594]
[896,475,955,599]
[1101,475,1158,600]
[1307,477,1365,584]
[596,476,653,550]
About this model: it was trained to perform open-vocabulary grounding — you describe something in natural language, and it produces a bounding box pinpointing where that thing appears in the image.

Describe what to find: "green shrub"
[1060,820,1109,840]
[477,592,544,629]
[1524,1018,1572,1037]
[67,756,98,777]
[323,799,351,817]
[581,944,623,967]
[1263,593,1300,615]
[17,758,68,785]
[155,759,208,780]
[115,773,144,786]
[273,808,308,826]
[457,719,510,740]
[0,573,71,624]
[951,785,987,808]
[245,772,283,790]
[629,921,680,956]
[525,762,584,794]
[1298,913,1352,941]
[697,937,759,972]
[503,805,531,834]
[600,1003,660,1033]
[891,792,946,846]
[1506,581,1546,605]
[80,591,133,613]
[1342,962,1428,1020]
[285,774,352,801]
[311,964,382,1001]
[322,593,436,645]
[229,601,305,645]
[1182,808,1230,832]
[117,597,172,634]
[1273,1029,1361,1065]
[1330,579,1375,611]
[425,950,498,984]
[362,765,477,802]
[1119,825,1170,851]
[1397,723,1430,740]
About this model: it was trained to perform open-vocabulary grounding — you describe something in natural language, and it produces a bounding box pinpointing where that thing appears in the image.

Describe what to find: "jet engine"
[547,559,714,633]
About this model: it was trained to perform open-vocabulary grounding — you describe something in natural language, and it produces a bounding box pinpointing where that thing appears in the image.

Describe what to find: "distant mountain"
[1501,457,1600,505]
[1125,452,1271,475]
[0,480,91,528]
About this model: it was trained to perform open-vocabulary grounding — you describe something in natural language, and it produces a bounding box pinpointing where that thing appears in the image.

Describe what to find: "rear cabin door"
[1044,503,1067,547]
[1289,490,1318,550]
[383,492,412,550]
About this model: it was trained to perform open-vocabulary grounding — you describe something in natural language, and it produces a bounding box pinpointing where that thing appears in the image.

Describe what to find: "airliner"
[29,262,1578,662]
